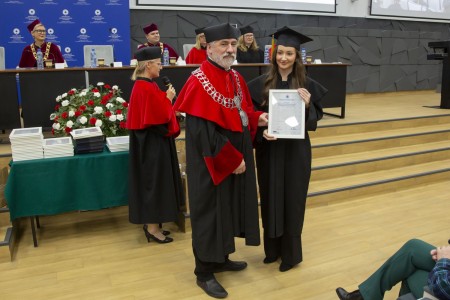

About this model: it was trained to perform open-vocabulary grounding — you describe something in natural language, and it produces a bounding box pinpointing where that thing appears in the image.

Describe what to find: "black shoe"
[263,256,278,264]
[143,225,173,243]
[336,287,363,300]
[196,278,228,298]
[161,230,170,236]
[214,260,247,273]
[279,262,294,272]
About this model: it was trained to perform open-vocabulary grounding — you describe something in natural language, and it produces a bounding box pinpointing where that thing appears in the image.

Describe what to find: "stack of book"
[9,127,44,161]
[43,137,74,158]
[70,127,105,154]
[106,136,129,152]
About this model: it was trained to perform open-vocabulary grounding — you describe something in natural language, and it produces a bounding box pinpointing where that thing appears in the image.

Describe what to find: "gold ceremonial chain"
[30,42,52,60]
[144,42,164,53]
[192,68,244,109]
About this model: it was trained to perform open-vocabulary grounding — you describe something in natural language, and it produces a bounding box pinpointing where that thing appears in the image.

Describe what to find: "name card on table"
[113,62,123,68]
[55,63,65,69]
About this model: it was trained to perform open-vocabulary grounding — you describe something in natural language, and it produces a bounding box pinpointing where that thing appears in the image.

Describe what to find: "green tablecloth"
[5,150,129,220]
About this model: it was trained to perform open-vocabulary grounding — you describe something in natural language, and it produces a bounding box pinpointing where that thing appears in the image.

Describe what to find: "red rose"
[100,98,108,105]
[122,102,128,108]
[61,112,68,119]
[120,121,126,129]
[54,116,59,121]
[104,84,111,89]
[92,88,99,93]
[79,105,87,111]
[89,117,97,125]
[65,127,72,133]
[75,111,82,117]
[104,111,112,117]
[116,109,122,114]
[55,104,61,110]
[51,128,55,135]
[87,100,95,106]
[68,90,75,95]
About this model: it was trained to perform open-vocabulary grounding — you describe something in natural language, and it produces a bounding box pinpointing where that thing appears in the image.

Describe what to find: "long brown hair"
[262,46,306,105]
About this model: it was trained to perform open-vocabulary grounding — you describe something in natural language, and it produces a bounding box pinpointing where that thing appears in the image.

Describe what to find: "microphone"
[161,76,177,104]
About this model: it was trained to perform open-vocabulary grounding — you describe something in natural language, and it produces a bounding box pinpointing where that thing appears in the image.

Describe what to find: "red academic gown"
[174,59,263,263]
[137,42,179,60]
[126,77,184,224]
[19,42,64,68]
[185,46,207,64]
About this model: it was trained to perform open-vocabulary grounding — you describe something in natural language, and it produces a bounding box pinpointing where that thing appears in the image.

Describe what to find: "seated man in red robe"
[137,23,179,60]
[18,19,65,68]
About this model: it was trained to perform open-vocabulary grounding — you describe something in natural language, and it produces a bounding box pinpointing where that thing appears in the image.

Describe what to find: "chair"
[397,286,441,300]
[183,44,195,60]
[0,47,5,70]
[83,45,114,67]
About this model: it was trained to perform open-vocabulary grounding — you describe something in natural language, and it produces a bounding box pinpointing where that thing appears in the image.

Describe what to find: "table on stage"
[4,150,129,247]
[0,63,348,130]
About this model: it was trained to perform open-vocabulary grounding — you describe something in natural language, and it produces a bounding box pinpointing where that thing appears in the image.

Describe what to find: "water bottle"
[90,48,97,68]
[301,47,307,64]
[163,47,169,66]
[264,46,270,64]
[36,48,44,69]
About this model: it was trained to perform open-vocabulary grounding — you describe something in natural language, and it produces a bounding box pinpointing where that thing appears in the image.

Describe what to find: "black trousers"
[263,231,303,266]
[193,248,229,281]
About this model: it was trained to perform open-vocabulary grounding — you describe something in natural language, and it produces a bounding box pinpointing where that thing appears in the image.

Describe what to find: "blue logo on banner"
[0,0,131,68]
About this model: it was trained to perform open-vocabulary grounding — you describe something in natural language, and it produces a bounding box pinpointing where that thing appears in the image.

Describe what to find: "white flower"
[69,110,75,117]
[79,116,87,124]
[71,88,77,92]
[66,120,74,128]
[94,106,103,114]
[50,113,56,120]
[109,115,117,122]
[61,92,68,98]
[95,119,103,127]
[112,85,118,90]
[117,114,124,121]
[97,82,104,86]
[52,123,61,130]
[94,92,101,98]
[79,91,87,97]
[105,103,113,109]
[116,97,125,103]
[56,95,62,102]
[61,100,69,107]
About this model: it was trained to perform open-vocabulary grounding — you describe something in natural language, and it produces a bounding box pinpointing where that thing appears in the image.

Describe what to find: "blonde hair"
[237,35,260,52]
[131,60,148,81]
[194,33,205,50]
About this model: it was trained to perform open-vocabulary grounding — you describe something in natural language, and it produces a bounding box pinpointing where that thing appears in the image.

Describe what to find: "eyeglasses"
[34,30,46,34]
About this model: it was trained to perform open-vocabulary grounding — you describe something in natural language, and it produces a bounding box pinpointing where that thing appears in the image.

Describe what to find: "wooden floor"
[0,90,449,300]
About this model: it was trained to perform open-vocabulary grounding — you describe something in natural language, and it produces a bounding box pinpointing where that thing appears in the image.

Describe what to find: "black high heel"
[143,225,173,243]
[143,224,170,236]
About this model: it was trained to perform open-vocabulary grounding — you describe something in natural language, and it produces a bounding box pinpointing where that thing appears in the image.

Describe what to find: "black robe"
[248,73,327,264]
[237,47,264,63]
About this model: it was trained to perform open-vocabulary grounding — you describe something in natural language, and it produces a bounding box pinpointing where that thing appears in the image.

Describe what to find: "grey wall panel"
[130,10,450,94]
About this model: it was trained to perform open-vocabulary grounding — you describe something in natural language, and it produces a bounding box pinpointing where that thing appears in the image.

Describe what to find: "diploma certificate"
[268,89,305,139]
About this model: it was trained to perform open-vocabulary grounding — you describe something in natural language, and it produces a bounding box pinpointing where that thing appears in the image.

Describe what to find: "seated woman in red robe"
[18,19,65,68]
[185,27,207,64]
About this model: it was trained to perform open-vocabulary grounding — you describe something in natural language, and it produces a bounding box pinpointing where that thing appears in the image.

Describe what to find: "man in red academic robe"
[174,23,268,299]
[18,19,64,68]
[137,23,179,60]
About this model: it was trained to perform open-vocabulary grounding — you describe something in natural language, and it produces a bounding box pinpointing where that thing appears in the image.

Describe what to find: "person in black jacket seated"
[248,26,327,272]
[236,25,264,63]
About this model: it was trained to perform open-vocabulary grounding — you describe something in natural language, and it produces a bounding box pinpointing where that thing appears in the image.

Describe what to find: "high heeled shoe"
[142,225,173,243]
[144,224,170,236]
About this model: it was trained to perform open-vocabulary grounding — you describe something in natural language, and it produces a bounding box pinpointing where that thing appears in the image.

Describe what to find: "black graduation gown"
[247,73,327,264]
[237,48,264,63]
[185,115,261,263]
[128,125,184,224]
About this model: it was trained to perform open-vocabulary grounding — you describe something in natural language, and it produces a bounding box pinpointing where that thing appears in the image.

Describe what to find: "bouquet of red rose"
[50,82,129,137]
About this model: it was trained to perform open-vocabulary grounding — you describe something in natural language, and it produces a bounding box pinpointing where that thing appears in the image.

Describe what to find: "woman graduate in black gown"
[248,26,327,271]
[126,47,184,244]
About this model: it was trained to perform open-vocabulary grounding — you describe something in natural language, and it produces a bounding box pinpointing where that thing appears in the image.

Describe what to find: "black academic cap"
[240,25,254,35]
[272,26,312,49]
[203,23,240,43]
[195,27,205,35]
[134,47,161,61]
